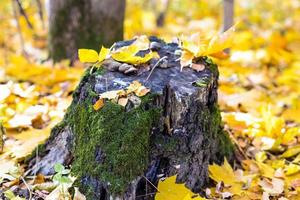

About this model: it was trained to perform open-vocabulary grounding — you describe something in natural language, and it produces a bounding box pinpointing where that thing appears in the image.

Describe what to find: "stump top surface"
[94,37,215,98]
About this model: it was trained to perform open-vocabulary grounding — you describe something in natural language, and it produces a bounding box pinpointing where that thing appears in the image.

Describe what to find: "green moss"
[152,134,178,152]
[205,57,219,76]
[64,84,160,198]
[193,76,211,87]
[217,129,234,159]
[209,104,234,160]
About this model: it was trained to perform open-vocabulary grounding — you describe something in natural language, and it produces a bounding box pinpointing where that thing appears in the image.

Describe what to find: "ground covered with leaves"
[1,0,300,199]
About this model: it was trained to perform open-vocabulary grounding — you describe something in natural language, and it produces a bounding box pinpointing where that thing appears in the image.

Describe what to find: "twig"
[11,0,27,56]
[35,145,39,177]
[146,56,167,81]
[136,192,157,198]
[225,126,250,160]
[35,0,45,29]
[20,176,32,200]
[15,0,34,30]
[142,175,160,192]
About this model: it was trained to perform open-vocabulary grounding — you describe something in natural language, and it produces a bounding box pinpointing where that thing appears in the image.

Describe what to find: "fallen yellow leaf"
[78,49,99,63]
[155,175,206,200]
[93,98,105,111]
[100,90,122,100]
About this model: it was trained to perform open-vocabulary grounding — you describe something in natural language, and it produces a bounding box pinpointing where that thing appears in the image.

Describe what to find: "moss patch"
[209,104,234,161]
[64,82,160,197]
[205,57,219,76]
[193,76,212,87]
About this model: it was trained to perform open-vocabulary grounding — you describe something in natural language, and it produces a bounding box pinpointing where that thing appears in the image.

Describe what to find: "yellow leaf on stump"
[93,98,105,111]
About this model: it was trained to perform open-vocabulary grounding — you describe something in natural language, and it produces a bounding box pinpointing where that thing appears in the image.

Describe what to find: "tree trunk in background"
[223,0,234,31]
[223,0,234,54]
[49,0,126,62]
[156,0,171,27]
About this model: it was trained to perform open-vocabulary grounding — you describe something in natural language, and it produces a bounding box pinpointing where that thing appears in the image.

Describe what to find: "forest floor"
[1,0,300,199]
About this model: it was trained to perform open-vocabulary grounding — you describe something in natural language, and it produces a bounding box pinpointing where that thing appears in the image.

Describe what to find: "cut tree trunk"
[49,0,125,62]
[28,37,233,200]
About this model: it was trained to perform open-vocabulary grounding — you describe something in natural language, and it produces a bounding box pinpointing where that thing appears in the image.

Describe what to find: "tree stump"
[28,37,233,200]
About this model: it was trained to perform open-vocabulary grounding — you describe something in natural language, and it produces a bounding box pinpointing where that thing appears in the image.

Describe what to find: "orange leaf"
[93,98,105,111]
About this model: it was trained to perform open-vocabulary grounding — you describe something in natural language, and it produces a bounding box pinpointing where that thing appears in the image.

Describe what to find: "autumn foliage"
[1,0,300,199]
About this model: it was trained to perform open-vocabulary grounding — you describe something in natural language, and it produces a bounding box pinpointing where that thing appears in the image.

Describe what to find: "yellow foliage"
[78,46,109,63]
[155,175,206,200]
[180,25,236,68]
[78,49,99,63]
[209,159,243,195]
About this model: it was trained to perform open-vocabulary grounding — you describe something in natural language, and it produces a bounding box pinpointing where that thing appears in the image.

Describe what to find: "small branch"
[142,175,160,192]
[146,56,167,81]
[20,176,32,200]
[15,0,34,30]
[35,0,45,29]
[34,145,39,177]
[225,126,249,160]
[136,192,157,198]
[12,0,27,56]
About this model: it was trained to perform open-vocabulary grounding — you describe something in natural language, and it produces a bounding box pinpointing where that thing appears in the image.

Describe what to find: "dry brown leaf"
[191,63,205,72]
[73,187,86,200]
[135,86,150,97]
[259,178,284,196]
[100,90,122,100]
[33,174,45,184]
[118,98,128,107]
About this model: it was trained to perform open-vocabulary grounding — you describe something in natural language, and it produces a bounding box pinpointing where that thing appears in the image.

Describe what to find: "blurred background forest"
[1,0,300,199]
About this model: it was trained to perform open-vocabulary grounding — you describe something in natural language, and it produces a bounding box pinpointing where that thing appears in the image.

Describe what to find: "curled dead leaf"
[191,63,205,72]
[118,97,128,107]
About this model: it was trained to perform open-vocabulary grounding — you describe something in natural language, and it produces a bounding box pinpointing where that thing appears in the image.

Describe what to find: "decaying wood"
[28,37,233,200]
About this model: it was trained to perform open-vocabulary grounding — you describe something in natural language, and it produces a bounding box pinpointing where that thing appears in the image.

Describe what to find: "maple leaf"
[180,24,237,69]
[155,175,206,200]
[209,159,243,195]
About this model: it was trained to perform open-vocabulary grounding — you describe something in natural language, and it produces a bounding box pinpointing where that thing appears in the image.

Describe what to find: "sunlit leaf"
[155,175,206,200]
[93,98,105,111]
[281,145,300,158]
[78,49,99,63]
[98,46,110,63]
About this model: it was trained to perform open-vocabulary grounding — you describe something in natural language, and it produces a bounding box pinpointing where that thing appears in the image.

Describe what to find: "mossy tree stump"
[29,37,233,199]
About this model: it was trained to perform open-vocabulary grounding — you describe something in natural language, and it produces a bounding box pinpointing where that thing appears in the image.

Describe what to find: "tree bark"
[29,37,233,199]
[49,0,126,62]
